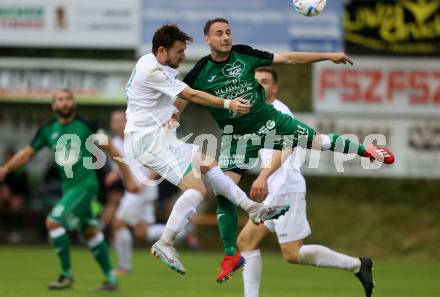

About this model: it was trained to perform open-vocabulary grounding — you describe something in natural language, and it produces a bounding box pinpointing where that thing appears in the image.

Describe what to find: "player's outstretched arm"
[179,86,251,115]
[273,52,353,65]
[99,139,141,193]
[0,146,35,181]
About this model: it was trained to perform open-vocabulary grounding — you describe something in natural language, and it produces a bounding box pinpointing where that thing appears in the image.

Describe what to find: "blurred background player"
[238,67,374,297]
[0,89,139,291]
[181,17,394,283]
[108,109,165,275]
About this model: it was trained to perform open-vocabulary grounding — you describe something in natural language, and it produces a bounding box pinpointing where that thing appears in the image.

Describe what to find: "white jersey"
[125,53,187,133]
[260,99,306,199]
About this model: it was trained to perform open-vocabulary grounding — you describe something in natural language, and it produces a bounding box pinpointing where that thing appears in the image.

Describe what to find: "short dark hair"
[203,18,229,36]
[152,24,193,55]
[256,67,278,83]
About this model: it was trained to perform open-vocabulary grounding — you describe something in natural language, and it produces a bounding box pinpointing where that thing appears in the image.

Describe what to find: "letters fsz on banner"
[313,57,440,116]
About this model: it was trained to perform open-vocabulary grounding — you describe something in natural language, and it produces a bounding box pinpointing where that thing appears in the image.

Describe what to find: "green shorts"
[219,109,316,171]
[48,177,99,231]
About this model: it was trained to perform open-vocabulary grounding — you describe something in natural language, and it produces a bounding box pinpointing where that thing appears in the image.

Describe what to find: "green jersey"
[184,45,316,171]
[30,116,99,189]
[184,44,276,134]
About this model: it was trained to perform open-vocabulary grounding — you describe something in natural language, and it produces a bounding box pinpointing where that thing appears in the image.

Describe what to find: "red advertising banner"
[313,57,440,115]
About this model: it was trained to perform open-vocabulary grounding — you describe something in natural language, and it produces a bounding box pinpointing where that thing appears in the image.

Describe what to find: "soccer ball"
[293,0,326,17]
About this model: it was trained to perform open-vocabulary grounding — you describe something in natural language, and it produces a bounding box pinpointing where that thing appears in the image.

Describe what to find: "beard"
[165,58,181,69]
[55,106,75,119]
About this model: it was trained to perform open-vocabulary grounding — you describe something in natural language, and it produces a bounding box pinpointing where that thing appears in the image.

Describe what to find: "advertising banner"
[0,0,138,48]
[344,0,440,56]
[139,0,344,58]
[0,58,133,104]
[313,57,440,116]
[297,113,440,178]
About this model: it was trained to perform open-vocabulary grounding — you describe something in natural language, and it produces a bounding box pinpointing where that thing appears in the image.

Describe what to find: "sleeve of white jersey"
[145,67,187,97]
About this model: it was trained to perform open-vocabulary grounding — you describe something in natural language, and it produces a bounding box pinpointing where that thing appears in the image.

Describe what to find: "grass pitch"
[0,247,439,297]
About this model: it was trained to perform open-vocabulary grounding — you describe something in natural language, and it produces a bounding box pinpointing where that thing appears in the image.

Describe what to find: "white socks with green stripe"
[49,227,72,277]
[87,232,116,283]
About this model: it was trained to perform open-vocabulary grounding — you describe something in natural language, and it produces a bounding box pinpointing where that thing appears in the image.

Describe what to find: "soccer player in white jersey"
[108,110,166,275]
[124,24,290,274]
[237,68,374,297]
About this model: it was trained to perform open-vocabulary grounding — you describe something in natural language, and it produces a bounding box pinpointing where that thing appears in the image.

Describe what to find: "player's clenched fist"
[229,97,251,115]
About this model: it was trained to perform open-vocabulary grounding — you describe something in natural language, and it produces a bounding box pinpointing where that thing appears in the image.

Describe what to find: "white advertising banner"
[0,0,138,48]
[0,58,133,104]
[296,113,440,178]
[313,58,440,116]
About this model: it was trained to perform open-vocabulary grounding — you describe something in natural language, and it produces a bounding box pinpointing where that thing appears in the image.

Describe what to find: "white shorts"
[263,192,311,244]
[124,126,197,186]
[115,187,159,225]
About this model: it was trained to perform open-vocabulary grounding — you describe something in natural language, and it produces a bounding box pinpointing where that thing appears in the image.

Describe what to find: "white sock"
[242,249,262,297]
[113,227,133,270]
[161,189,204,244]
[147,224,165,241]
[298,245,361,273]
[49,227,66,239]
[321,134,332,150]
[86,232,104,248]
[205,166,258,212]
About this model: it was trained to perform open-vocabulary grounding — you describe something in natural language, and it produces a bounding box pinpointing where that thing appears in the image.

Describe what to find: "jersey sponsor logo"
[257,120,277,135]
[207,75,217,83]
[222,60,245,78]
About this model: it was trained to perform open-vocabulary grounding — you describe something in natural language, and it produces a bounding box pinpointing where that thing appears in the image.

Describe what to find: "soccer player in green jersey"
[0,89,139,291]
[179,18,394,283]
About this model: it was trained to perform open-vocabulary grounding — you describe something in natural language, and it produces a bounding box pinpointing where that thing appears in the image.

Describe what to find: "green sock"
[88,235,116,284]
[328,133,366,155]
[216,195,238,256]
[51,231,72,277]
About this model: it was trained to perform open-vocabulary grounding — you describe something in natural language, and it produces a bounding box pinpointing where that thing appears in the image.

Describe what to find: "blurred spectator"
[0,146,30,243]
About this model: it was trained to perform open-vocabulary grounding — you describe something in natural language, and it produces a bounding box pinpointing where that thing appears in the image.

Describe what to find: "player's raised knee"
[133,226,146,240]
[45,218,61,230]
[237,230,254,250]
[281,244,302,264]
[111,218,126,230]
[190,184,208,198]
[82,226,98,240]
